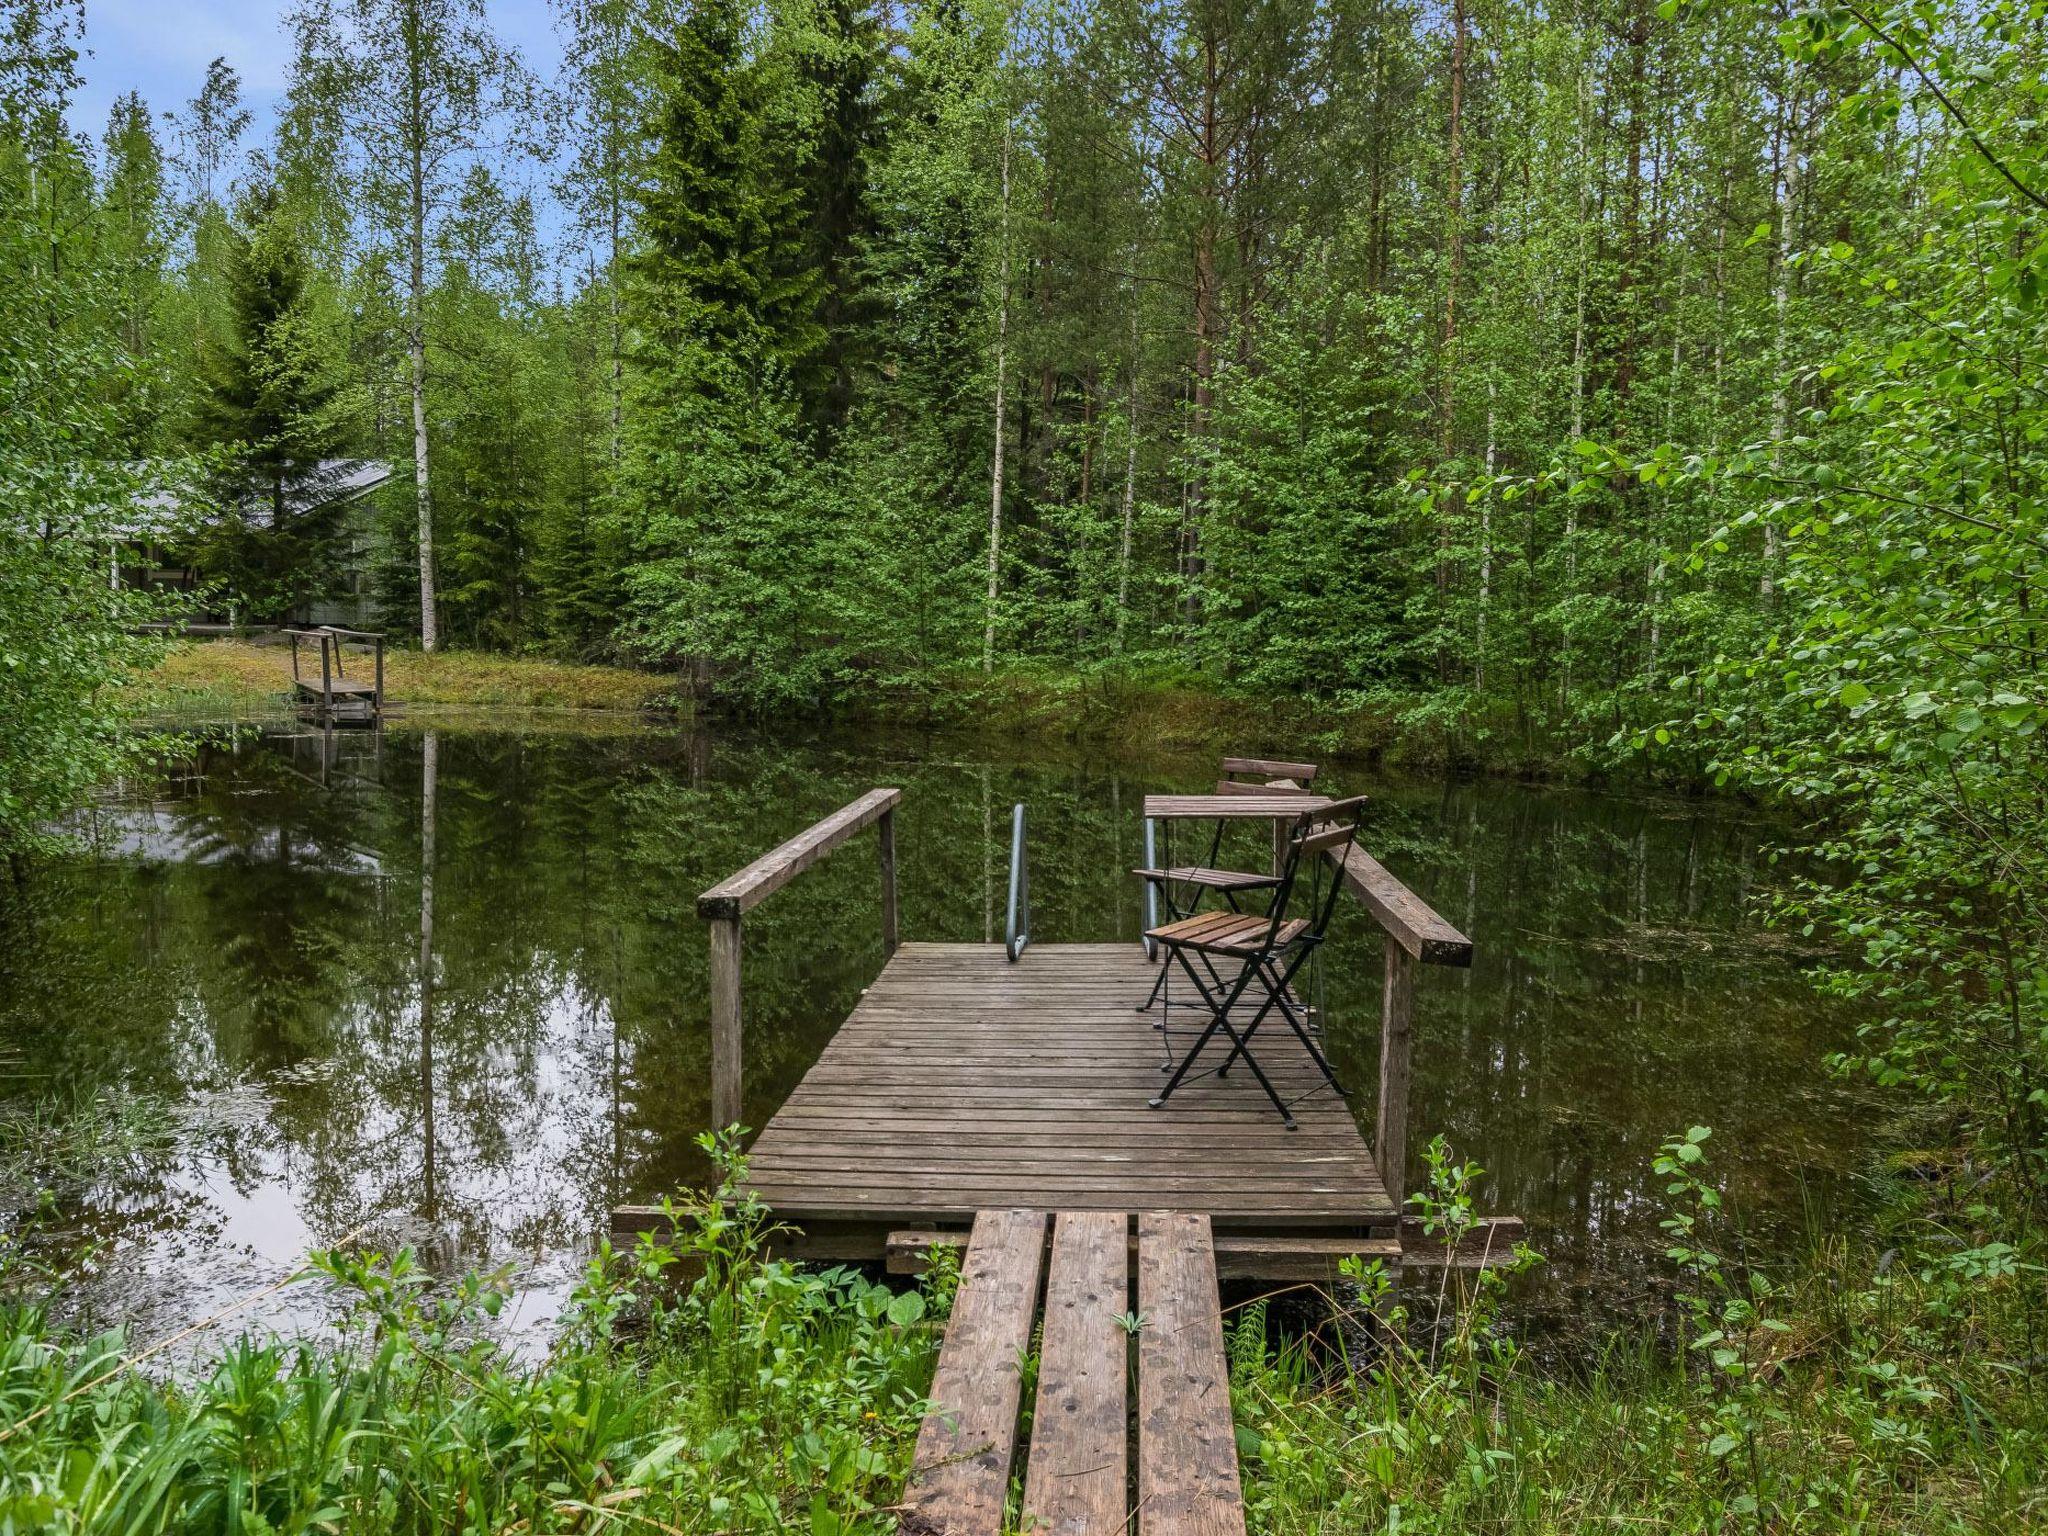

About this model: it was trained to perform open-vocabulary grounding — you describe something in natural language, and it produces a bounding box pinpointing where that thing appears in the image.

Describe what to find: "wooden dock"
[611,781,1493,1535]
[739,941,1396,1236]
[613,781,1479,1272]
[287,627,387,724]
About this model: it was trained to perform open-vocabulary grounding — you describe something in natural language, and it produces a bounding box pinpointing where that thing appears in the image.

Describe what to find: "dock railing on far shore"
[1324,843,1473,1201]
[695,787,900,1129]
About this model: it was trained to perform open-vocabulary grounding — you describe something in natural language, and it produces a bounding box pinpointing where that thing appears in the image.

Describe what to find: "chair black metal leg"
[1154,940,1226,1066]
[1150,945,1250,1104]
[1138,874,1202,1014]
[1137,961,1168,1013]
[1215,1014,1298,1128]
[1210,958,1257,1076]
[1213,946,1347,1097]
[1189,977,1299,1126]
[1150,948,1299,1127]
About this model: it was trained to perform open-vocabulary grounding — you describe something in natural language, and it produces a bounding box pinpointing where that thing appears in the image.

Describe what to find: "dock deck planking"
[740,942,1395,1233]
[1136,1213,1247,1536]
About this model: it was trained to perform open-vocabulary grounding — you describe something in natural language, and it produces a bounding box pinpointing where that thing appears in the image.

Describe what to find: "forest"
[3,0,2047,1528]
[9,0,2001,729]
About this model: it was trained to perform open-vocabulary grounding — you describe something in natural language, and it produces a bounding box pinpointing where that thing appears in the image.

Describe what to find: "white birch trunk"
[408,77,437,653]
[1116,294,1140,653]
[1561,62,1591,712]
[1477,381,1495,692]
[982,116,1012,673]
[1766,85,1801,603]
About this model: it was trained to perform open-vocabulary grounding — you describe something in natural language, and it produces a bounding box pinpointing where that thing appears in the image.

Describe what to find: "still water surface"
[0,722,1878,1353]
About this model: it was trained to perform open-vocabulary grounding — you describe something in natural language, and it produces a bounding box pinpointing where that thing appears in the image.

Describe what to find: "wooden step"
[1022,1212,1129,1536]
[1137,1212,1246,1536]
[901,1208,1048,1536]
[899,1208,1252,1536]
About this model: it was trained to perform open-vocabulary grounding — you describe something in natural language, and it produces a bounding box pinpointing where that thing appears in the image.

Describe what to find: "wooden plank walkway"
[903,1209,1048,1536]
[1136,1213,1243,1536]
[1023,1212,1128,1536]
[902,1209,1245,1536]
[741,942,1395,1235]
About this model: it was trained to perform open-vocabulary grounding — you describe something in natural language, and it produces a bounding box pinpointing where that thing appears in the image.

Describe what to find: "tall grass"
[134,641,680,718]
[1230,1135,2047,1533]
[0,1136,939,1534]
[4,1130,2041,1532]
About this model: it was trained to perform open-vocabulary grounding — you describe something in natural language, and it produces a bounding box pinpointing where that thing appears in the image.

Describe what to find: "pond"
[0,721,1879,1357]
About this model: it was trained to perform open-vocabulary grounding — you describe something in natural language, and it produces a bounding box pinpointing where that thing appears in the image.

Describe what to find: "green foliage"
[1233,1133,2047,1532]
[0,0,177,862]
[1602,0,2048,1221]
[186,174,357,621]
[0,1134,939,1533]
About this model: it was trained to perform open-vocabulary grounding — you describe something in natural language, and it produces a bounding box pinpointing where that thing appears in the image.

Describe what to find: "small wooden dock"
[286,626,387,724]
[612,782,1493,1535]
[613,782,1480,1270]
[741,941,1396,1237]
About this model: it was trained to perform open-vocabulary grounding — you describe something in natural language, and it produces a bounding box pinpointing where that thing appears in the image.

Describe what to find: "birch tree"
[288,0,532,651]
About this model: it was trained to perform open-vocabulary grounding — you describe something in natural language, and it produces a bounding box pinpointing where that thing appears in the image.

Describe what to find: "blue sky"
[68,0,565,162]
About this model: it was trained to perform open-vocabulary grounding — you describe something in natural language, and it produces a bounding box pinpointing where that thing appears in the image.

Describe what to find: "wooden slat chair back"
[1290,796,1368,942]
[1219,755,1320,786]
[1211,777,1317,796]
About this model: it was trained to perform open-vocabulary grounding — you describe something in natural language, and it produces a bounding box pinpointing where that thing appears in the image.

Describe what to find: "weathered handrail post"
[1322,842,1473,1209]
[1377,936,1415,1199]
[879,802,899,955]
[695,787,903,1135]
[709,913,744,1130]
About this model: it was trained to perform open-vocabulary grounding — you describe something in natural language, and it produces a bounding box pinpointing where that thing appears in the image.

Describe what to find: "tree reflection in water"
[0,724,1881,1356]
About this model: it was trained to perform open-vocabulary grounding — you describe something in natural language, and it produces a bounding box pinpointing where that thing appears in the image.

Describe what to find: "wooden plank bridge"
[613,780,1496,1535]
[900,1208,1243,1536]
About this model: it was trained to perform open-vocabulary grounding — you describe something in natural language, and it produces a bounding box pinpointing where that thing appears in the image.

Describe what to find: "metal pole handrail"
[1005,802,1030,962]
[1140,816,1159,960]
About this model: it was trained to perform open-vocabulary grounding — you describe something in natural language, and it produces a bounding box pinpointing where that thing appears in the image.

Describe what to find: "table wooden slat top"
[741,942,1395,1230]
[1143,793,1333,820]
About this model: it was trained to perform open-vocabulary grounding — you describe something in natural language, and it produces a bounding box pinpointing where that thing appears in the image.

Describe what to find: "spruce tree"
[788,0,882,440]
[189,176,352,621]
[620,0,839,701]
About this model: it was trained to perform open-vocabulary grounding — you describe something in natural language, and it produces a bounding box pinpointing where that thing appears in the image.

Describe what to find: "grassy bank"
[3,1136,2040,1533]
[1229,1137,2047,1533]
[133,638,681,721]
[130,640,1627,781]
[0,1144,942,1535]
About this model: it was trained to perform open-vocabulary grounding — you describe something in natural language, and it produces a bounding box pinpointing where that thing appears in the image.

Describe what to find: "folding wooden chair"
[1144,797,1366,1129]
[1131,756,1320,1015]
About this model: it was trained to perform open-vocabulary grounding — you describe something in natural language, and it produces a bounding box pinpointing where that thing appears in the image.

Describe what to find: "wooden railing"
[696,787,901,1129]
[1325,844,1473,1202]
